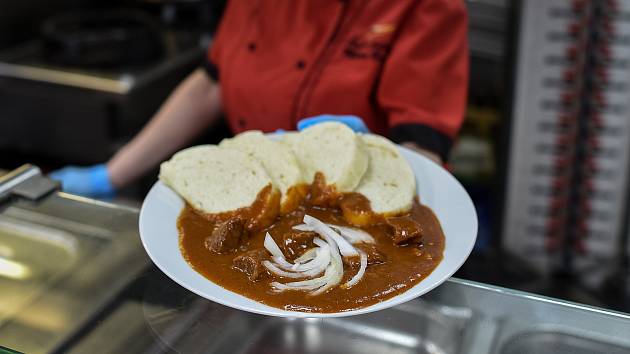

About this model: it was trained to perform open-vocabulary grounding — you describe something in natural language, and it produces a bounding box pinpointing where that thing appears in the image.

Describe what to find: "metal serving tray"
[0,168,149,354]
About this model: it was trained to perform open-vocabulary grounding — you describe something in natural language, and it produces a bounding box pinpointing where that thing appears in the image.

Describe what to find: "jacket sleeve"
[377,0,469,160]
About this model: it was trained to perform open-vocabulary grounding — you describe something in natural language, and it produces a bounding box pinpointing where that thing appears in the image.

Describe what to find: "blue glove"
[49,164,115,198]
[297,115,370,133]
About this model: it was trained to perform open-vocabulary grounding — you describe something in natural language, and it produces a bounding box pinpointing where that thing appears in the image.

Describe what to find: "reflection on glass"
[0,257,31,280]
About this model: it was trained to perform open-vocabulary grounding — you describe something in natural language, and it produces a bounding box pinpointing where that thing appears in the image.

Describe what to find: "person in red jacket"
[52,0,469,197]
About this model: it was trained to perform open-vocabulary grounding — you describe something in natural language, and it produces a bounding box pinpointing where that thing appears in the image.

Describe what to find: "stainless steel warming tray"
[0,165,149,353]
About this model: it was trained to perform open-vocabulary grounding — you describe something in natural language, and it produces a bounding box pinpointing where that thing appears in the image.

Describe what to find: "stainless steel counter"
[429,279,630,354]
[1,167,630,354]
[61,275,630,354]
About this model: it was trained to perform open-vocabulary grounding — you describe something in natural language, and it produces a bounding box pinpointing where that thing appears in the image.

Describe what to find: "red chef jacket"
[205,0,468,159]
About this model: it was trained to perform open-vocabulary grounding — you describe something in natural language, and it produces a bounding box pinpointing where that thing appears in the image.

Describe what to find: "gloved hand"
[49,164,115,198]
[297,115,370,133]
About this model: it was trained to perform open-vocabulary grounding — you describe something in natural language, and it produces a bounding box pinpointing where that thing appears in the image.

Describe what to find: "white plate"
[139,145,478,318]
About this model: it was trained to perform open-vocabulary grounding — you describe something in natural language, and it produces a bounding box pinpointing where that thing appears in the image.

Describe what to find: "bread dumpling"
[220,131,304,212]
[289,122,368,192]
[159,145,273,214]
[279,131,299,147]
[354,134,416,215]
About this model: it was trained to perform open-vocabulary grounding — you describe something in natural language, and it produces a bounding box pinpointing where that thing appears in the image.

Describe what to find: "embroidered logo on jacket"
[344,23,396,61]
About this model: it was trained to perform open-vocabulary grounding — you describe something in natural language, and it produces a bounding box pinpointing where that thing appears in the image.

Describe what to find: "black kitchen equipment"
[134,0,226,35]
[0,0,207,166]
[41,11,164,68]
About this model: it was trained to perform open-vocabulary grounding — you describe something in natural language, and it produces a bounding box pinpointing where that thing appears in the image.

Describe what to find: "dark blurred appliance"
[41,11,164,68]
[0,10,203,164]
[0,1,78,50]
[465,0,507,100]
[503,0,630,293]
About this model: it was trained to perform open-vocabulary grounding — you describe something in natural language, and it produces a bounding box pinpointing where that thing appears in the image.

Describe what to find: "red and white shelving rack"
[504,0,630,287]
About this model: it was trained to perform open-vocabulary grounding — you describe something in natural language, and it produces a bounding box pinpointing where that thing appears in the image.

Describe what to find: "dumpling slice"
[159,145,275,215]
[354,134,416,216]
[289,122,368,192]
[220,131,305,213]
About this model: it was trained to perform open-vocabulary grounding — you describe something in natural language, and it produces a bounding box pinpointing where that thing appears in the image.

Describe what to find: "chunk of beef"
[233,249,269,281]
[343,243,387,267]
[386,216,422,245]
[282,230,316,260]
[205,218,247,254]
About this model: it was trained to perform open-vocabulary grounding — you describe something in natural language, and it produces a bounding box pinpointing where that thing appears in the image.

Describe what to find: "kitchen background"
[1,0,629,319]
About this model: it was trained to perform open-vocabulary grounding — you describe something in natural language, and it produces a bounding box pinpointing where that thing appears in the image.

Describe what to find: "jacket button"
[238,117,246,127]
[296,60,306,69]
[247,42,257,52]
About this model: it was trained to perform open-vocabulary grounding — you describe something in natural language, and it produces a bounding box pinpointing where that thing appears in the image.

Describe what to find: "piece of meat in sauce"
[343,243,387,268]
[204,218,247,254]
[386,216,423,245]
[233,249,269,281]
[308,172,340,207]
[282,230,316,260]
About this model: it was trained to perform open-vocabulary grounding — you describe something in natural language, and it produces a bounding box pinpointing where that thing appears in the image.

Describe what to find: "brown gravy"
[178,177,445,313]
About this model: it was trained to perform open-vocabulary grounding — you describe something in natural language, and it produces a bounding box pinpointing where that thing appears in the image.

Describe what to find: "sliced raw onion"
[268,216,353,295]
[282,277,328,288]
[273,245,330,272]
[313,237,328,248]
[342,250,367,289]
[292,224,314,232]
[270,258,341,294]
[294,248,317,264]
[263,260,314,278]
[271,276,328,291]
[273,256,299,270]
[264,232,284,259]
[294,247,330,272]
[309,252,344,296]
[328,224,375,244]
[304,216,344,272]
[296,223,374,244]
[303,215,358,257]
[270,231,344,294]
